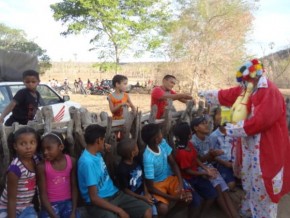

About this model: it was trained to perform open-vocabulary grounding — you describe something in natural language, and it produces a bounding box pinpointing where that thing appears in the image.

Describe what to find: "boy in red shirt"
[151,75,192,119]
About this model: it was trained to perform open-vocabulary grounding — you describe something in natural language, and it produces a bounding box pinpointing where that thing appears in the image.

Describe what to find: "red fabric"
[218,81,290,203]
[218,86,243,107]
[175,142,198,179]
[151,86,176,119]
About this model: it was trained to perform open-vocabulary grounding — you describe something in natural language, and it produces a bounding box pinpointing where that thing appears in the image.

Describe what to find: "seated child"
[174,122,219,218]
[0,127,40,218]
[78,124,152,218]
[191,116,239,218]
[117,138,158,217]
[37,132,79,218]
[209,107,236,190]
[141,123,193,216]
[107,75,136,120]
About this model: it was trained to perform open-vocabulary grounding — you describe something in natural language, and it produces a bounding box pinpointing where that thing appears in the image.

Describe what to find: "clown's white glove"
[198,90,219,105]
[225,121,247,137]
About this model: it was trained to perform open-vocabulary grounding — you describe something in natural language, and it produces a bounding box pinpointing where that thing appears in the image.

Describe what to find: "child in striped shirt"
[0,127,40,218]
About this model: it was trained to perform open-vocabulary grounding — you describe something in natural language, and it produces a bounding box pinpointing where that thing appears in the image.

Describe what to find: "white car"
[0,82,81,123]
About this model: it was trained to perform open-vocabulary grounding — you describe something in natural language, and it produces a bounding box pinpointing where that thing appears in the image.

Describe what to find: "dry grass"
[69,93,186,114]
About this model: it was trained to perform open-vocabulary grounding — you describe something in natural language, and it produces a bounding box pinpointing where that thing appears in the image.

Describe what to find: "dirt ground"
[69,93,186,115]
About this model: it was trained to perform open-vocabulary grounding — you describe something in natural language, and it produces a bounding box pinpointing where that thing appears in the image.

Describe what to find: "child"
[191,116,239,218]
[78,124,152,218]
[117,138,158,217]
[174,122,219,218]
[209,107,236,190]
[0,70,41,126]
[107,75,136,120]
[141,123,192,216]
[0,127,39,218]
[37,132,79,218]
[151,75,192,119]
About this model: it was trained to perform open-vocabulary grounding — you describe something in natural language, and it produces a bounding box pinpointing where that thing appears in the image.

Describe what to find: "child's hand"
[117,208,129,218]
[143,194,154,205]
[177,189,192,204]
[210,149,224,157]
[206,168,218,179]
[122,102,130,107]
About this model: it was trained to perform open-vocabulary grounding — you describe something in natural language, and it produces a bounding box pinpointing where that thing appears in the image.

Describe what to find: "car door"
[8,84,72,122]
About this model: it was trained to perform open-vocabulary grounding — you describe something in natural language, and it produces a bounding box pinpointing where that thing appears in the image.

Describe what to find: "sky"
[0,0,290,62]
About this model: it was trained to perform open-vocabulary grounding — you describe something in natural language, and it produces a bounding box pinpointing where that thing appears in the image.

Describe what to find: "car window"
[0,86,10,113]
[10,85,25,96]
[37,85,62,106]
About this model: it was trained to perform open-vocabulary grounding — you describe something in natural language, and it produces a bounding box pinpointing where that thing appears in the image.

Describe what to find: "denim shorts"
[0,206,37,218]
[39,199,80,218]
[215,164,235,184]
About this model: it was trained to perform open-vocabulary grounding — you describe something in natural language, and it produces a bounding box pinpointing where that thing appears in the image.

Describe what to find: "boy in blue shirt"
[78,124,152,218]
[141,123,192,216]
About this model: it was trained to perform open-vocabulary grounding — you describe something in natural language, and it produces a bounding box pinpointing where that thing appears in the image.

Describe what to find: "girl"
[37,132,79,218]
[107,74,136,120]
[0,127,39,218]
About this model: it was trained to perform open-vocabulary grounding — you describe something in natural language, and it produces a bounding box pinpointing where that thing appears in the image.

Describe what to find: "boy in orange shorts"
[141,124,194,216]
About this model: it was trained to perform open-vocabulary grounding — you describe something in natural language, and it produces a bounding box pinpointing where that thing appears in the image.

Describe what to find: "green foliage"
[168,0,255,92]
[92,62,121,72]
[51,0,172,66]
[0,23,52,74]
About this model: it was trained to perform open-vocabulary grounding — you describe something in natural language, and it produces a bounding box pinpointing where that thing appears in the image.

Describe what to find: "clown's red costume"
[202,60,290,218]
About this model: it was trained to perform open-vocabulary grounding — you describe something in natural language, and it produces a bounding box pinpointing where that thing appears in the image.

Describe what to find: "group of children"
[0,108,240,218]
[0,70,240,217]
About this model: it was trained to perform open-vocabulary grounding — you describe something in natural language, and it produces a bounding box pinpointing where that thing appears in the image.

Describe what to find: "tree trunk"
[114,43,119,74]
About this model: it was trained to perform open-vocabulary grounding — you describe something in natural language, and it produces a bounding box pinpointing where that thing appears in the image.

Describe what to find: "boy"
[191,116,239,218]
[78,124,151,218]
[210,122,236,191]
[0,70,41,126]
[141,123,192,216]
[151,75,192,119]
[108,75,136,120]
[117,138,158,217]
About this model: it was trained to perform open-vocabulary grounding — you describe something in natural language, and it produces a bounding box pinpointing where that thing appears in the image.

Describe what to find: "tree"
[168,0,255,94]
[0,23,52,73]
[50,0,171,73]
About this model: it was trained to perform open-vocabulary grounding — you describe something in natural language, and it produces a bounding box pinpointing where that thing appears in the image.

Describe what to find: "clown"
[200,59,290,218]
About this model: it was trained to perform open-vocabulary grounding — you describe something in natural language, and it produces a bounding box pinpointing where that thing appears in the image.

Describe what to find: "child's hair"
[141,123,161,145]
[22,70,40,80]
[173,122,191,148]
[112,75,128,88]
[8,127,39,157]
[163,74,176,80]
[84,124,106,145]
[40,132,69,154]
[117,138,136,160]
[210,106,222,131]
